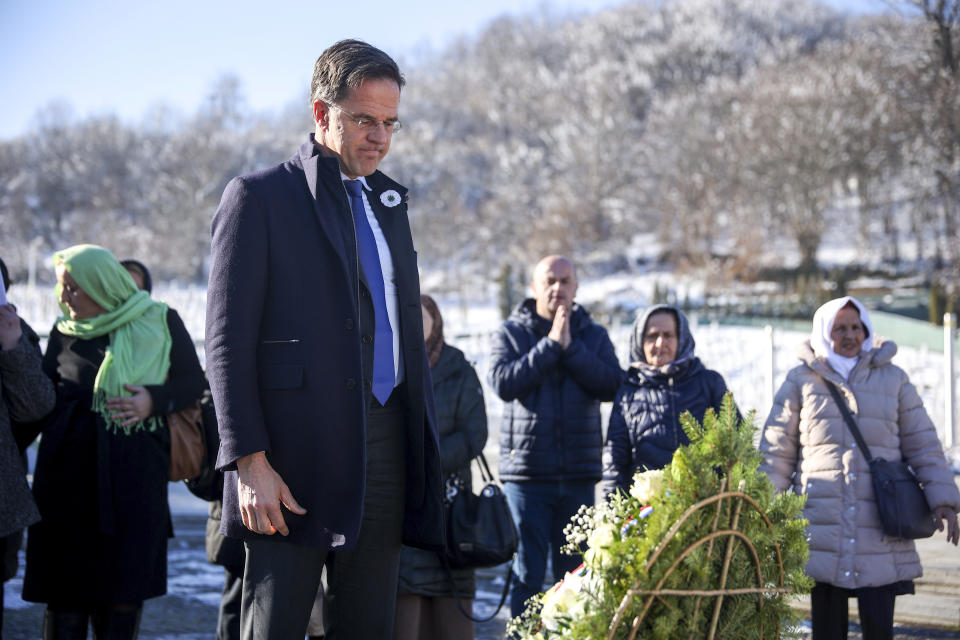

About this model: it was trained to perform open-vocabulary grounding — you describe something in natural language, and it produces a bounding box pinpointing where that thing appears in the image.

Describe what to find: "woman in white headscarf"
[759,296,959,640]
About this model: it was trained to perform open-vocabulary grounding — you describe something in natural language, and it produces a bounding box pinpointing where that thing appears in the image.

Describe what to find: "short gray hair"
[310,39,405,105]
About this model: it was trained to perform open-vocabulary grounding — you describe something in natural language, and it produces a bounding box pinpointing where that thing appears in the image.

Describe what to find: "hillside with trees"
[1,0,957,316]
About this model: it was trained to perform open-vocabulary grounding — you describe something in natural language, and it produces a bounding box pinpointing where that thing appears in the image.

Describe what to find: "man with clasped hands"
[488,255,622,617]
[205,40,443,640]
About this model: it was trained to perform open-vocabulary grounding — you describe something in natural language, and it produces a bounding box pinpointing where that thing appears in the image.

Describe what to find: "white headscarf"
[810,296,875,381]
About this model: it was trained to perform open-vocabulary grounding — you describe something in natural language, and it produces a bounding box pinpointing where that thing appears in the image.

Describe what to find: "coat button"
[346,378,356,389]
[362,334,373,344]
[344,318,354,330]
[844,571,850,577]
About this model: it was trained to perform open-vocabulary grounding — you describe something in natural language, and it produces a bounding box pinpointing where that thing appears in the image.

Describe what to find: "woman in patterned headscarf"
[21,245,205,640]
[602,304,734,497]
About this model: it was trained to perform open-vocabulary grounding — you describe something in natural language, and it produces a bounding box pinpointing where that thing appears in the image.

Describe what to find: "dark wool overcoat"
[205,136,444,552]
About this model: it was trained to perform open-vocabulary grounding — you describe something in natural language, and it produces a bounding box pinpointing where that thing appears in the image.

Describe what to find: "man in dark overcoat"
[205,39,443,640]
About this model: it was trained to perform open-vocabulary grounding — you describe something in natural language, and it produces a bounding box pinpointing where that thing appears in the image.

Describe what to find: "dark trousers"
[217,565,244,640]
[811,581,896,640]
[240,400,406,640]
[502,479,596,618]
[41,604,142,640]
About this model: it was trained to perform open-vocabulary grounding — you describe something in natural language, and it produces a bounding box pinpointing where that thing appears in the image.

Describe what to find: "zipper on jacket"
[669,376,678,448]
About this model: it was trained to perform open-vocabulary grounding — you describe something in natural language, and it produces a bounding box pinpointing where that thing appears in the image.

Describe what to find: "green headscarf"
[54,244,172,434]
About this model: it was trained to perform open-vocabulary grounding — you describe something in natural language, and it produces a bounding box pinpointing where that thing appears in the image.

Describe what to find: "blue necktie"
[344,179,394,404]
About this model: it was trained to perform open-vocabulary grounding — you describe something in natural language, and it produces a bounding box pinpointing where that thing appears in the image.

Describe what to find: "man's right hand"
[236,451,307,536]
[547,304,572,350]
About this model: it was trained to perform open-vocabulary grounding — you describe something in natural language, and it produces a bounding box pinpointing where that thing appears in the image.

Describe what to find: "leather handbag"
[184,388,224,501]
[444,452,519,569]
[167,402,205,482]
[823,379,936,539]
[440,452,518,623]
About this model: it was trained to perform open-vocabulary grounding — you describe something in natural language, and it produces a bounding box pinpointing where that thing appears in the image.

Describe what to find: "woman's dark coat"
[23,308,204,606]
[602,305,731,496]
[397,343,487,598]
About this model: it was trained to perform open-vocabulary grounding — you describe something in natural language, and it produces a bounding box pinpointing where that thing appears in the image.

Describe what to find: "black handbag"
[823,379,937,540]
[444,452,518,569]
[440,452,518,622]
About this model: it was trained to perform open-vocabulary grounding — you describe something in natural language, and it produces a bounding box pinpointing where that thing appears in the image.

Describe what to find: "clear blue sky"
[0,0,886,141]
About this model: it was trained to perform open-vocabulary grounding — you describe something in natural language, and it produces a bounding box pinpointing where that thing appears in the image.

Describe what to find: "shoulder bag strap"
[476,451,495,484]
[441,552,513,623]
[820,377,874,463]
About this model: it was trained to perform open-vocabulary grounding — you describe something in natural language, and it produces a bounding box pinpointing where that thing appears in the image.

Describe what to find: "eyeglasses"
[330,104,402,134]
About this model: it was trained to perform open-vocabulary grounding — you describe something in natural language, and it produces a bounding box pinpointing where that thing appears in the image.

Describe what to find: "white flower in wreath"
[380,190,402,207]
[540,569,587,631]
[630,468,665,504]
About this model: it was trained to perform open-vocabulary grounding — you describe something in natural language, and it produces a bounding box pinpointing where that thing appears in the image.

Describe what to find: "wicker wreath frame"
[607,479,793,640]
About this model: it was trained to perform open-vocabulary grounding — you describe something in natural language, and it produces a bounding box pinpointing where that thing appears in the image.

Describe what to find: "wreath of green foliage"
[508,394,813,640]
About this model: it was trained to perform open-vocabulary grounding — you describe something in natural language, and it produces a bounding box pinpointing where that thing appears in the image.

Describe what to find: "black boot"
[90,605,142,640]
[42,608,89,640]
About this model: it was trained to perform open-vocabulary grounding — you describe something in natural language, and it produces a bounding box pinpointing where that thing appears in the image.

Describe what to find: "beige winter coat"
[759,340,960,589]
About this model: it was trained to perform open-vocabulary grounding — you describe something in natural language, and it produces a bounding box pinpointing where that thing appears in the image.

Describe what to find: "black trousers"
[217,565,244,640]
[240,399,406,640]
[811,581,896,640]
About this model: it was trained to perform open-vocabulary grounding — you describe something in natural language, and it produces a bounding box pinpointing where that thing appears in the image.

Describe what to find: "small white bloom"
[587,523,617,549]
[584,546,613,569]
[380,190,401,207]
[630,469,665,503]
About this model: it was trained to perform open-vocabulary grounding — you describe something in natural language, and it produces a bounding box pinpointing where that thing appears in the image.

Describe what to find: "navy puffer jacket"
[489,299,622,482]
[602,305,731,496]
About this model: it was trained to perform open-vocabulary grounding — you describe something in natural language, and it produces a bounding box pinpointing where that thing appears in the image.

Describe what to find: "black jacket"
[601,304,731,496]
[489,299,621,482]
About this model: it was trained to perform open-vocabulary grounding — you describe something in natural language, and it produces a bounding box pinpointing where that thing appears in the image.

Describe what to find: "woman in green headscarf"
[21,245,205,640]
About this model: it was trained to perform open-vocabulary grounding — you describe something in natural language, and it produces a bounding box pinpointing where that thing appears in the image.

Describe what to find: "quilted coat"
[759,340,960,589]
[489,299,622,482]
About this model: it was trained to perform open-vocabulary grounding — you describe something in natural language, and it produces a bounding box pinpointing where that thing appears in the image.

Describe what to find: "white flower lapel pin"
[380,190,402,208]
